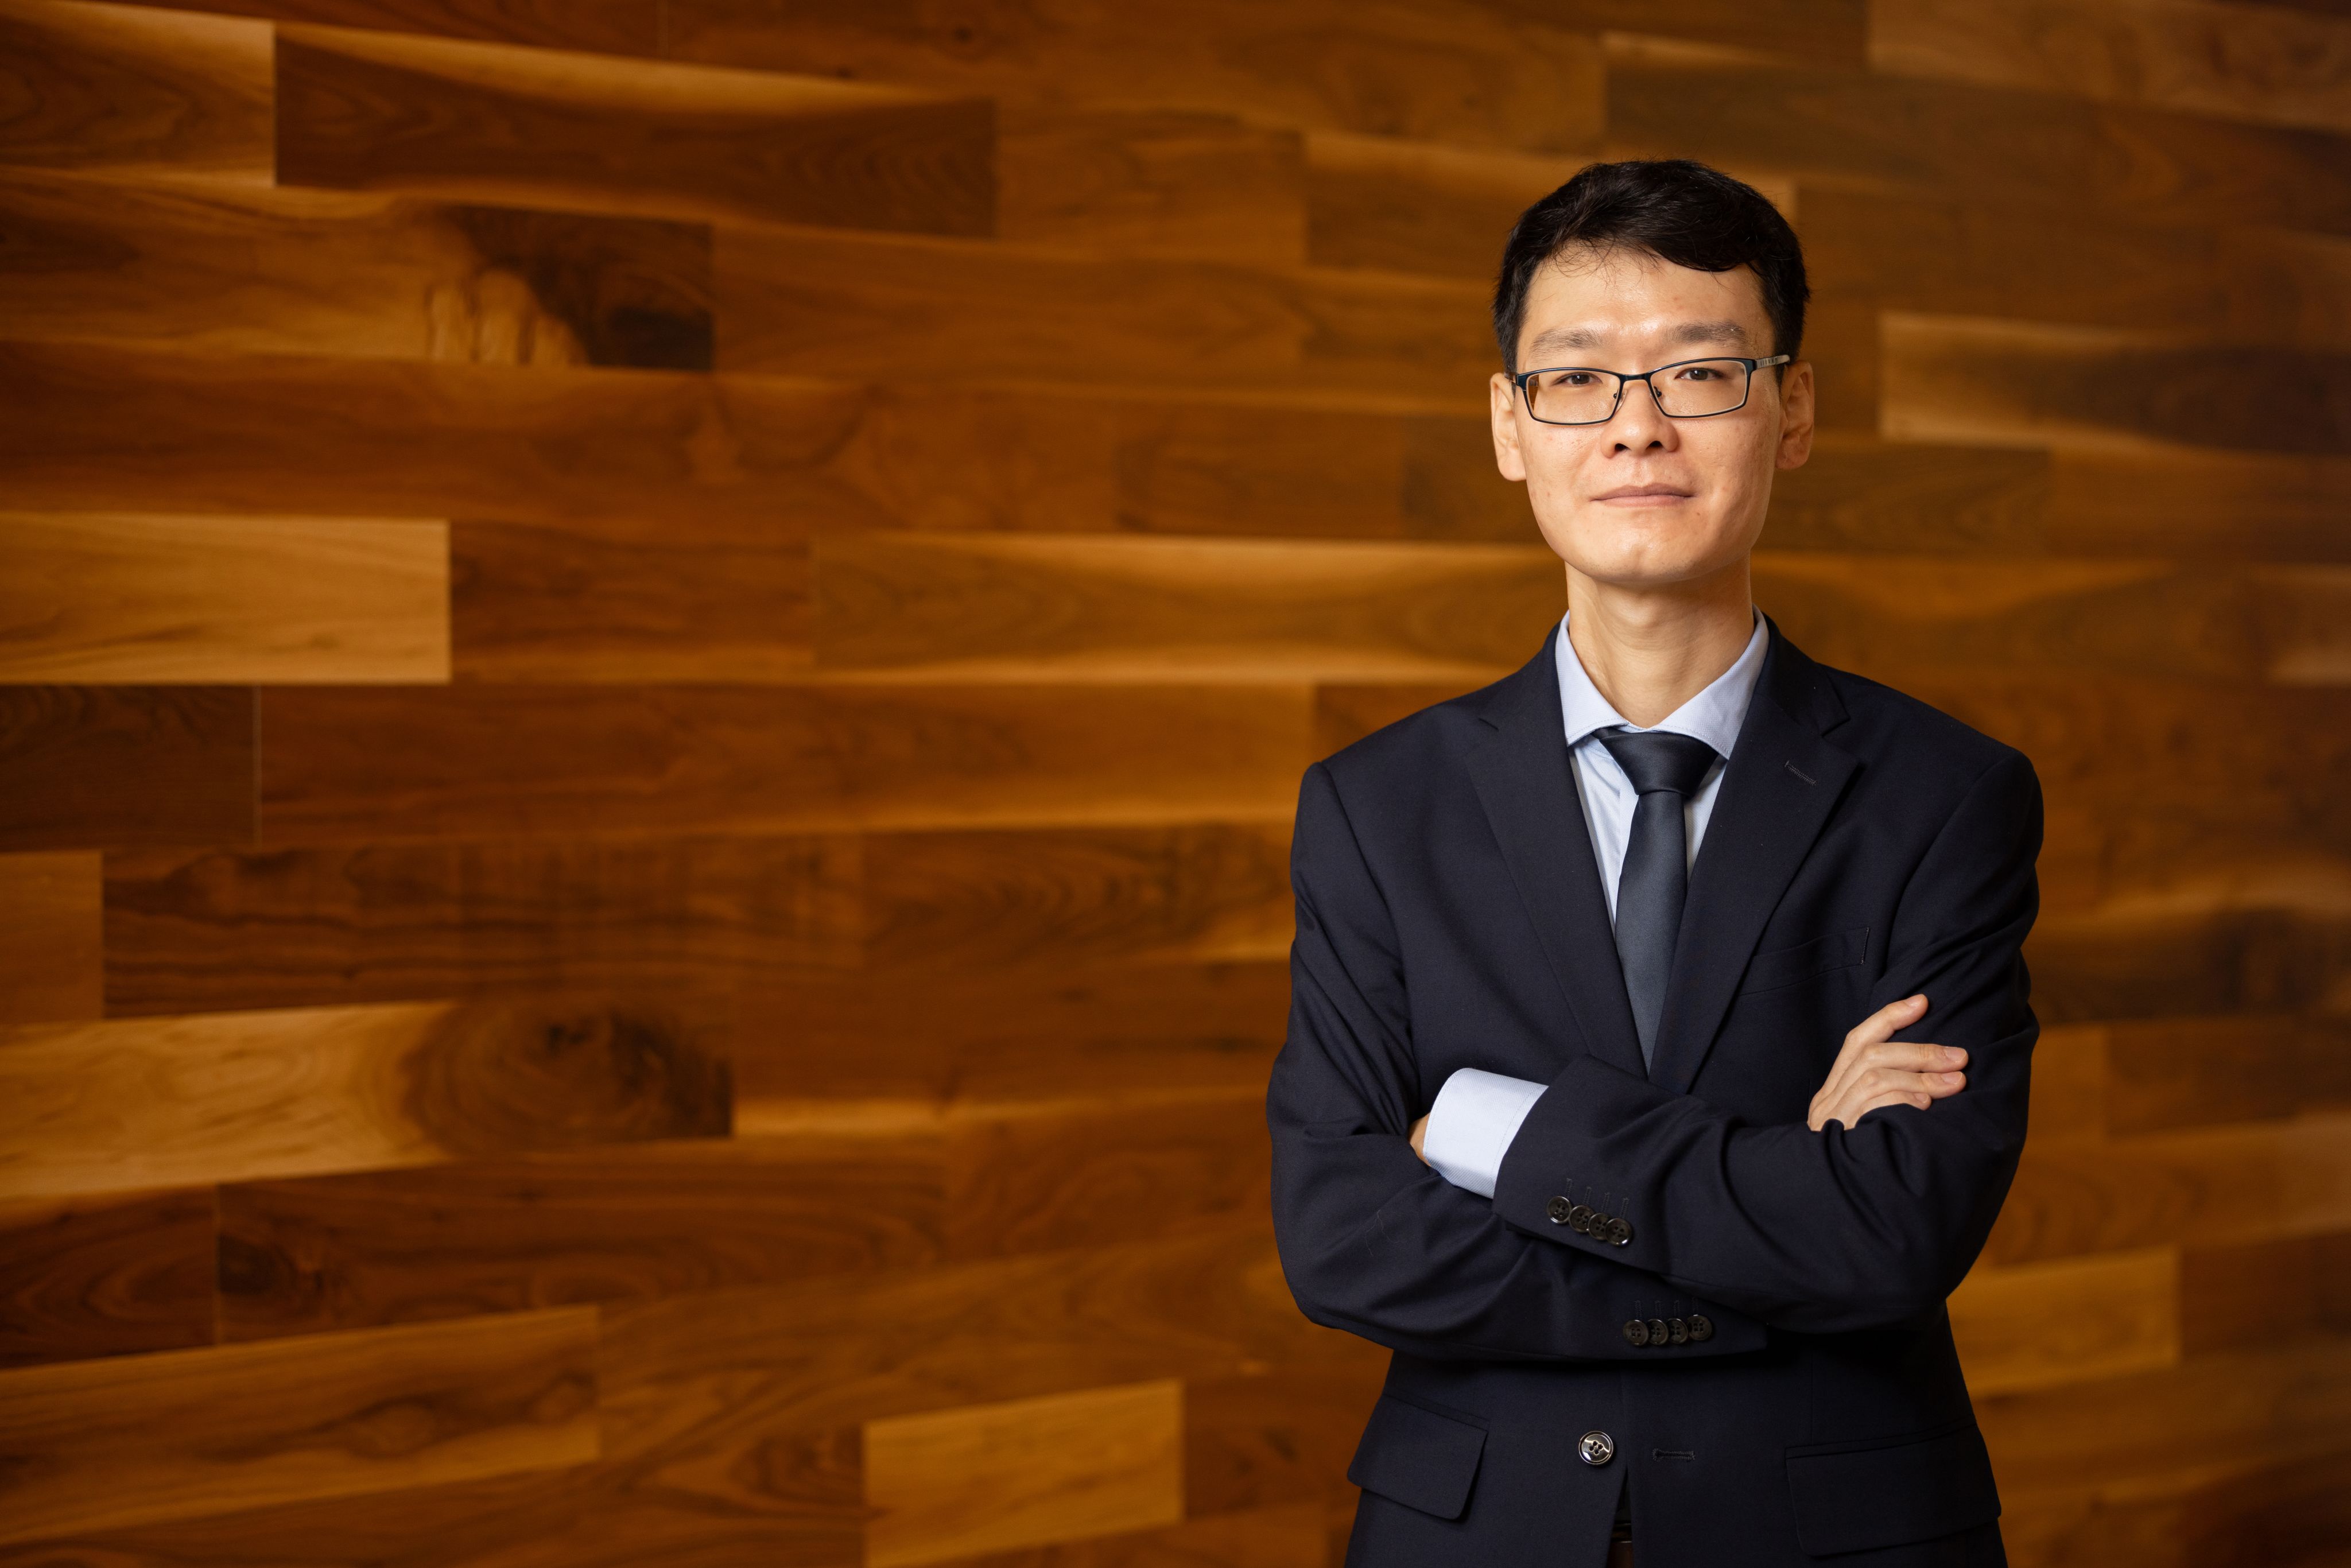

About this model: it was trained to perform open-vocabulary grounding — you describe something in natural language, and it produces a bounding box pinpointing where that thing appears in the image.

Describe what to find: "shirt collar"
[1554,606,1768,759]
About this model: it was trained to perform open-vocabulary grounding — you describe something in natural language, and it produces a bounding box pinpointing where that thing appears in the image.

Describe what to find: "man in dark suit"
[1266,160,2040,1567]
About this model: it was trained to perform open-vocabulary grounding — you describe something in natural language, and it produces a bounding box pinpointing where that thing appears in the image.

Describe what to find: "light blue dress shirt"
[1418,607,1769,1199]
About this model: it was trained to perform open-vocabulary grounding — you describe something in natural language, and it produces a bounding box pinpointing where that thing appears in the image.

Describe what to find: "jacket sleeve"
[1266,760,1770,1363]
[1488,748,2044,1334]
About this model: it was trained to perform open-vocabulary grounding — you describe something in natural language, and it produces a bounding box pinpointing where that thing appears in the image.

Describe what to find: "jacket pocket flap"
[1785,1419,2001,1556]
[1740,924,1868,995]
[1346,1394,1488,1520]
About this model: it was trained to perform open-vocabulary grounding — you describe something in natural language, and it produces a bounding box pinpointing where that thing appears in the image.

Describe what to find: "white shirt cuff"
[1422,1068,1549,1198]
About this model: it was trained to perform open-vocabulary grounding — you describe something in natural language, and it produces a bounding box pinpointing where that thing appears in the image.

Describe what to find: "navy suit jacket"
[1266,615,2042,1567]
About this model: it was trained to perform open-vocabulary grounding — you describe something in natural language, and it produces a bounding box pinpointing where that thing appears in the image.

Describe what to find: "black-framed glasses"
[1511,354,1792,426]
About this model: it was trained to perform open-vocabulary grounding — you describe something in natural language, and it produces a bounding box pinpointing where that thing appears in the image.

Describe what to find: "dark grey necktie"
[1596,728,1720,1070]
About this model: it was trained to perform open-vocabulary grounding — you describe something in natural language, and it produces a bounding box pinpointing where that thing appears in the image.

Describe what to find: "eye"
[1676,364,1721,381]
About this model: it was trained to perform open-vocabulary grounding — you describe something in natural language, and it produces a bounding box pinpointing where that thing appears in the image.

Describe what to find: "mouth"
[1592,484,1694,504]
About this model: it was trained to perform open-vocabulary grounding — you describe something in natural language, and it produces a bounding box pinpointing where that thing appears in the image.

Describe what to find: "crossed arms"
[1266,750,2042,1362]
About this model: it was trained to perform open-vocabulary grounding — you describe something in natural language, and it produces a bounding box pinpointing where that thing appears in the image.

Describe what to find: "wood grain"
[0,1306,598,1544]
[0,1187,214,1369]
[0,0,270,178]
[255,683,1310,840]
[730,961,1290,1115]
[2180,1231,2351,1353]
[2104,1014,2351,1134]
[813,531,1561,681]
[0,170,715,368]
[451,518,809,681]
[0,340,1109,530]
[0,851,100,1023]
[217,1135,943,1341]
[1871,0,2351,137]
[1883,312,2351,456]
[0,511,448,684]
[933,1502,1329,1568]
[1751,553,2351,686]
[863,1380,1182,1566]
[1184,1365,1382,1516]
[862,824,1292,972]
[0,686,252,852]
[277,26,994,235]
[1948,1248,2180,1395]
[662,0,1607,154]
[945,1093,1270,1261]
[2046,447,2351,561]
[0,996,731,1198]
[717,223,1492,400]
[1608,55,2351,235]
[1802,186,2351,350]
[101,0,660,54]
[1987,1114,2351,1267]
[999,107,1304,265]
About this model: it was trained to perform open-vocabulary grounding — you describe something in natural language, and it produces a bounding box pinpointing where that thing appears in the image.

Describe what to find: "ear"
[1490,371,1528,482]
[1774,359,1816,471]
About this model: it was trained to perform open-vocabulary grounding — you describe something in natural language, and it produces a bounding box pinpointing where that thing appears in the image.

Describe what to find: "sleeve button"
[1669,1317,1689,1344]
[1687,1314,1713,1342]
[1623,1318,1649,1346]
[1547,1196,1574,1224]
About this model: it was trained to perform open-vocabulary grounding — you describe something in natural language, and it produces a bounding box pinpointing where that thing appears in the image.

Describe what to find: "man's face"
[1488,244,1814,589]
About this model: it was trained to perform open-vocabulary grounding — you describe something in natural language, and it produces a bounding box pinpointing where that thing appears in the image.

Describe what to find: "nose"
[1607,374,1675,450]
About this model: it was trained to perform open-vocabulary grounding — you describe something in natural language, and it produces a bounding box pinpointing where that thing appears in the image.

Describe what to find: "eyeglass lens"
[1524,359,1752,424]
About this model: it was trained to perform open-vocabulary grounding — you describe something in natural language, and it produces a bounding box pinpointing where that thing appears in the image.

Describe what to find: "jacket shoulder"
[1818,661,2031,785]
[1312,677,1504,799]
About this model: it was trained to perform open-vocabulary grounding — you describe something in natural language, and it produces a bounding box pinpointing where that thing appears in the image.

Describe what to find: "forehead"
[1517,244,1770,361]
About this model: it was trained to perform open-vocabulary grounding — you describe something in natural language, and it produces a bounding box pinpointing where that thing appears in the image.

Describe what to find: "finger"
[1825,995,1931,1100]
[1858,1042,1967,1072]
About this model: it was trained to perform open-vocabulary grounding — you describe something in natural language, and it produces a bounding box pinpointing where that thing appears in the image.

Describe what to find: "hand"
[1808,994,1968,1132]
[1409,1113,1429,1162]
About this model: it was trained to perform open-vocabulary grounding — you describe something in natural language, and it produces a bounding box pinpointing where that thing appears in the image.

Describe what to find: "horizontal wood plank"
[1987,1114,2351,1267]
[451,518,810,681]
[277,25,993,235]
[0,851,100,1023]
[0,996,731,1198]
[1184,1364,1382,1516]
[0,1306,598,1544]
[717,224,1493,401]
[218,1135,942,1340]
[945,1093,1270,1261]
[998,107,1304,266]
[0,686,253,852]
[2104,1014,2351,1134]
[662,0,1606,153]
[256,683,1310,841]
[1871,0,2351,138]
[730,961,1290,1115]
[102,0,659,53]
[0,341,1109,530]
[863,824,1293,972]
[814,531,1560,681]
[0,170,714,369]
[103,836,858,1014]
[0,1187,214,1368]
[0,0,270,178]
[863,1380,1182,1566]
[1802,186,2351,350]
[0,510,448,683]
[1883,312,2351,456]
[1608,56,2351,235]
[1949,1248,2180,1395]
[930,1501,1329,1568]
[2179,1231,2351,1353]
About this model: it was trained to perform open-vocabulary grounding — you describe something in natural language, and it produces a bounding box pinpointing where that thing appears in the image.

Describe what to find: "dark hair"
[1491,158,1809,374]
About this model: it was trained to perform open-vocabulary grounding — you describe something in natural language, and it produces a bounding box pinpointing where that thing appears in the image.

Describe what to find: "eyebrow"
[1525,319,1751,361]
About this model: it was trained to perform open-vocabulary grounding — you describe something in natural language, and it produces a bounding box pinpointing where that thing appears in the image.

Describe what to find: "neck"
[1564,559,1755,728]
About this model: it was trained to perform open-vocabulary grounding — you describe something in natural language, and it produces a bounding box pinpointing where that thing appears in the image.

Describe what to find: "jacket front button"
[1578,1430,1616,1466]
[1547,1196,1574,1224]
[1623,1319,1648,1346]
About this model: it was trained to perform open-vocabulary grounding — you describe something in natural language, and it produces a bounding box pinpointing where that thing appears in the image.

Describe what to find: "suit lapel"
[1461,626,1648,1080]
[1648,616,1861,1096]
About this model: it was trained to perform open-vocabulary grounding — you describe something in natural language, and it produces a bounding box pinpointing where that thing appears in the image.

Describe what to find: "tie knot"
[1598,728,1718,798]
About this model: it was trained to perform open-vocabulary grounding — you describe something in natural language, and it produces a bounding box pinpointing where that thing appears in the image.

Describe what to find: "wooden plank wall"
[0,1,2346,1562]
